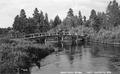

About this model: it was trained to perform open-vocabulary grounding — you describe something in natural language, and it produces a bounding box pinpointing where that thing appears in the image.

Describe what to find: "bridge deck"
[24,32,86,42]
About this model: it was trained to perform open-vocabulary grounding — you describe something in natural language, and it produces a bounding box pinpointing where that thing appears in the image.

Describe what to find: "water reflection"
[31,42,120,74]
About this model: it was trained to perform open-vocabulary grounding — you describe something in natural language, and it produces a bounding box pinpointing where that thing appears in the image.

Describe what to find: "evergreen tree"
[78,11,82,19]
[89,9,97,20]
[67,8,74,17]
[62,8,80,29]
[13,9,27,33]
[44,13,49,25]
[93,16,103,32]
[19,9,27,33]
[24,18,36,34]
[44,13,50,32]
[13,15,20,31]
[89,9,97,27]
[106,0,120,27]
[20,9,26,18]
[78,11,83,25]
[53,15,61,28]
[89,9,102,31]
[39,11,45,32]
[32,9,46,33]
[49,19,54,29]
[97,12,108,29]
[40,11,45,25]
[33,8,40,23]
[83,16,86,23]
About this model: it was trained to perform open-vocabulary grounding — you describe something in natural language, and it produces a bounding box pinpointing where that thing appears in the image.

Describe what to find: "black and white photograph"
[0,0,120,74]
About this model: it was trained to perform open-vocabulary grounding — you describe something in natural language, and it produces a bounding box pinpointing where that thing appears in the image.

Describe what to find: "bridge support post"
[75,40,77,45]
[71,36,76,46]
[61,43,63,48]
[44,39,46,45]
[61,36,63,42]
[76,35,78,45]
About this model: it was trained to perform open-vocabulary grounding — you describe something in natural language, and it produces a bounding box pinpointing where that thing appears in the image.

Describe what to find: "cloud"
[0,0,115,28]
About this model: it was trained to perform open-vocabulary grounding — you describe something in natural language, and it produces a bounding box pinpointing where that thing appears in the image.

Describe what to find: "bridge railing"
[24,32,85,39]
[24,33,39,39]
[24,32,50,38]
[63,32,71,35]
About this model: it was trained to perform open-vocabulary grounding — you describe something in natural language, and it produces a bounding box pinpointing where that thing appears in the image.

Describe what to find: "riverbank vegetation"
[0,38,54,74]
[68,0,120,44]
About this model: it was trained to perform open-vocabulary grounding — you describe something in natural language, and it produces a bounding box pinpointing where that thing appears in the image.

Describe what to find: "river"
[31,42,120,74]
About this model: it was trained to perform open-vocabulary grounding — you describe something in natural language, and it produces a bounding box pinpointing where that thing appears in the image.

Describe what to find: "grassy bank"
[0,38,54,74]
[70,25,120,45]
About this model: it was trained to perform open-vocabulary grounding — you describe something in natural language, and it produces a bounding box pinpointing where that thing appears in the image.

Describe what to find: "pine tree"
[89,9,97,27]
[13,15,20,31]
[49,19,54,29]
[44,13,50,32]
[78,11,83,25]
[78,11,82,19]
[13,9,27,33]
[20,9,26,18]
[83,16,86,22]
[93,15,103,32]
[33,8,40,23]
[24,18,36,33]
[67,8,74,17]
[106,0,120,27]
[97,12,108,29]
[53,15,61,28]
[19,9,27,33]
[39,11,45,32]
[32,8,40,33]
[44,13,49,25]
[89,9,97,20]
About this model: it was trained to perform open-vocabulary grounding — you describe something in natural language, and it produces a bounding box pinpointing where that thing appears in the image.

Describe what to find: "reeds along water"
[0,38,54,74]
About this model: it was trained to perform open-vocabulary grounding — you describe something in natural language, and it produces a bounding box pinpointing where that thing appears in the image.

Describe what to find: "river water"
[32,42,120,74]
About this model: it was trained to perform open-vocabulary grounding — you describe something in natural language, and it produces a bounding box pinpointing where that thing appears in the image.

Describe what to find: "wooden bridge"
[24,32,86,44]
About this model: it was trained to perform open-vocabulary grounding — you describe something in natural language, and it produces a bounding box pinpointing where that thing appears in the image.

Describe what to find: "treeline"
[68,0,120,33]
[1,0,120,35]
[12,8,62,34]
[0,27,12,34]
[84,0,120,32]
[70,0,120,44]
[12,5,86,34]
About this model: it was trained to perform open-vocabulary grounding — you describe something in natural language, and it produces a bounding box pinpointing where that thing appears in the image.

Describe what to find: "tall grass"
[70,25,120,44]
[0,38,54,74]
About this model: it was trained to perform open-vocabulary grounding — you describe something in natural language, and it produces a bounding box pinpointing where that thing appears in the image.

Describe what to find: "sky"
[0,0,118,28]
